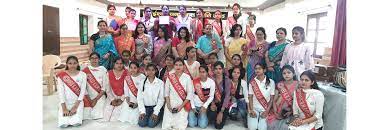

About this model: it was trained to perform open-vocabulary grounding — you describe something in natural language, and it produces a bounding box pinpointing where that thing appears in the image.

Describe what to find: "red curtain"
[330,0,346,67]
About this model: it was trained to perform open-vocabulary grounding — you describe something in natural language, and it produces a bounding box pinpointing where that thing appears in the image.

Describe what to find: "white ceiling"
[96,0,285,10]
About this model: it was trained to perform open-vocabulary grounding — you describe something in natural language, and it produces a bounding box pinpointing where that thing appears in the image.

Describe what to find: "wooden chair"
[43,55,64,95]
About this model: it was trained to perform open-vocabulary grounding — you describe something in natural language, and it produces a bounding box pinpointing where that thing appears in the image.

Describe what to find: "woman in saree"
[133,22,153,63]
[153,25,172,67]
[171,27,195,59]
[224,24,248,69]
[246,27,269,83]
[114,24,135,58]
[265,27,290,83]
[105,4,122,37]
[89,20,119,70]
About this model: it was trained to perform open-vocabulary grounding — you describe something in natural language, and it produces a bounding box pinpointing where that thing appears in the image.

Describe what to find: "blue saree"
[91,33,118,70]
[265,41,289,83]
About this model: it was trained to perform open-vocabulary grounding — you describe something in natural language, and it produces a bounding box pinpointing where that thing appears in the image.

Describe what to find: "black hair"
[174,57,185,65]
[254,63,270,86]
[229,24,243,37]
[281,65,297,81]
[65,55,80,70]
[249,14,256,24]
[231,54,244,69]
[232,3,242,21]
[144,7,152,12]
[208,52,218,59]
[146,63,159,77]
[292,26,305,42]
[142,54,151,61]
[118,24,128,36]
[178,27,190,42]
[161,5,169,10]
[133,22,148,39]
[196,8,205,25]
[97,20,107,27]
[107,4,116,11]
[165,54,175,61]
[129,61,140,68]
[199,65,209,72]
[157,25,170,41]
[229,66,244,97]
[125,6,131,11]
[300,70,319,90]
[185,46,196,60]
[122,50,131,56]
[112,57,125,70]
[89,52,100,59]
[142,63,159,92]
[178,5,186,10]
[276,27,287,36]
[215,10,224,36]
[256,27,267,40]
[213,61,224,69]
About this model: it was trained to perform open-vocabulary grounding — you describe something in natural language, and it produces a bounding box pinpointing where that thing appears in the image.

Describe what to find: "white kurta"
[289,89,324,130]
[176,15,192,33]
[57,71,87,127]
[162,73,194,130]
[247,77,275,130]
[190,77,215,108]
[119,74,146,125]
[280,43,314,80]
[83,66,108,120]
[102,73,126,122]
[137,77,165,115]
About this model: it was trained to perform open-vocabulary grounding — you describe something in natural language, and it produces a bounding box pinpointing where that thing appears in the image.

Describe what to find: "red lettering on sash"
[250,80,269,109]
[276,81,297,112]
[296,88,313,119]
[167,73,191,112]
[57,71,91,107]
[193,78,209,102]
[124,75,138,97]
[82,67,102,93]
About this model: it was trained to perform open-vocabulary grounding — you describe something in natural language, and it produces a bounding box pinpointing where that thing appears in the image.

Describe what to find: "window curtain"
[330,0,346,67]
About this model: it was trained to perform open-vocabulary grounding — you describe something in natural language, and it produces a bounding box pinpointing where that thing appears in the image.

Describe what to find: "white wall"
[257,0,337,43]
[43,0,107,38]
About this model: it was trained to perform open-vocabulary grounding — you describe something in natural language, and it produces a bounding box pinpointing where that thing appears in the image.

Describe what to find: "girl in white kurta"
[162,58,194,130]
[83,52,108,120]
[247,63,275,130]
[289,71,324,130]
[280,26,314,80]
[119,62,146,125]
[57,56,87,128]
[184,46,200,79]
[102,58,127,122]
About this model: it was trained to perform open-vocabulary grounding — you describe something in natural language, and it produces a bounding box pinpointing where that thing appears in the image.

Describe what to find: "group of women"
[56,3,324,130]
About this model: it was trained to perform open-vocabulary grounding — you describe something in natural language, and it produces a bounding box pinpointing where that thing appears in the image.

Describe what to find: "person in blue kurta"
[89,20,118,70]
[195,23,223,64]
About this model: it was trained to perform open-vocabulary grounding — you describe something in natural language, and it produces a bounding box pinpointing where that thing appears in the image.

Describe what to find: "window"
[306,12,331,58]
[79,14,88,45]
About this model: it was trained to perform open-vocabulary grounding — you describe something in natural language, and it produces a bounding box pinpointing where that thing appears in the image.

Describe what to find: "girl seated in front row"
[248,63,275,130]
[138,64,165,128]
[267,65,298,130]
[57,56,87,128]
[289,70,324,130]
[119,62,146,125]
[228,66,249,128]
[162,58,194,130]
[189,65,216,128]
[83,52,108,120]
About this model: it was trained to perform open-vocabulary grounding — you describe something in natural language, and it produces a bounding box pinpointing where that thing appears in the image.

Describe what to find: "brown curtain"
[330,0,346,67]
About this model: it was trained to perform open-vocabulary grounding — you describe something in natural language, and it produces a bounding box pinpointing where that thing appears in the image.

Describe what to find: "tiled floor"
[43,87,247,130]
